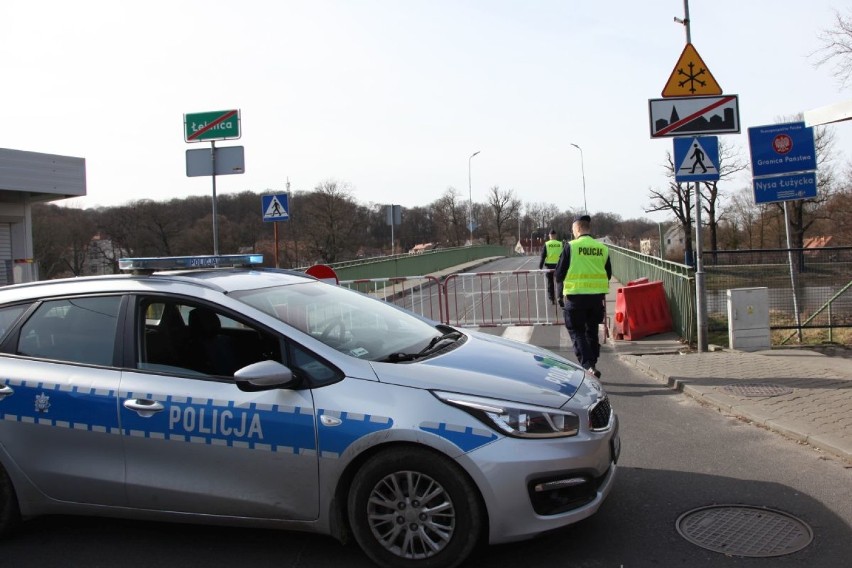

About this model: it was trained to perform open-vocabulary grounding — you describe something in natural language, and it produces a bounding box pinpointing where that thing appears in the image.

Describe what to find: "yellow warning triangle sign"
[661,43,722,97]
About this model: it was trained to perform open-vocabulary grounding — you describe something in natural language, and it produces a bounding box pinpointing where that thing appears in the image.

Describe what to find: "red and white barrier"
[340,276,444,323]
[442,270,564,327]
[340,270,564,327]
[613,280,673,340]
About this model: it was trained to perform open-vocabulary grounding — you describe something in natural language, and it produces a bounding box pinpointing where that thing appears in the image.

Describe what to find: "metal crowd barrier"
[340,270,564,327]
[340,276,445,324]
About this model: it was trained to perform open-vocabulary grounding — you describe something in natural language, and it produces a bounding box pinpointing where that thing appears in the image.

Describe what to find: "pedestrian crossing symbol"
[673,136,720,183]
[262,193,290,222]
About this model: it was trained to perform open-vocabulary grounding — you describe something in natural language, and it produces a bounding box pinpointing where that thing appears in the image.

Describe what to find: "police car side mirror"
[234,360,297,390]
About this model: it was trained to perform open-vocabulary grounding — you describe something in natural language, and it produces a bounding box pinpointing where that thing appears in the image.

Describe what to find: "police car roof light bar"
[119,254,265,272]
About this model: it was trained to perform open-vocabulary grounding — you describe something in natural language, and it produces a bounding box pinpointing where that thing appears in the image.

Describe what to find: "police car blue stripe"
[122,393,317,453]
[316,409,393,458]
[1,379,119,432]
[420,421,498,452]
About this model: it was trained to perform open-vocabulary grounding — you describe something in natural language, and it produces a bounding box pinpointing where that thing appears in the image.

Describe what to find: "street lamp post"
[468,151,480,245]
[570,143,588,214]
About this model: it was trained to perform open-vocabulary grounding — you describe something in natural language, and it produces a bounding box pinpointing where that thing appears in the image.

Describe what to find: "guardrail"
[322,245,510,281]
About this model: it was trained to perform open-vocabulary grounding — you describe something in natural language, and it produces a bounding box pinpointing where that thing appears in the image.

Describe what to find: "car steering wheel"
[320,317,346,343]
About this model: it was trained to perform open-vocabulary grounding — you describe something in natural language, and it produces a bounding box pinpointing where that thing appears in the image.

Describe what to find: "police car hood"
[370,330,586,408]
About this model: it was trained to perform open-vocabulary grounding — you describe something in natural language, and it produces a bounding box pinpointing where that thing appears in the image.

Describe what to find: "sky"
[2,0,850,222]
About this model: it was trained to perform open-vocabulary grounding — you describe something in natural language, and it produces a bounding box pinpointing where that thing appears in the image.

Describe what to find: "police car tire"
[347,447,484,568]
[0,463,21,536]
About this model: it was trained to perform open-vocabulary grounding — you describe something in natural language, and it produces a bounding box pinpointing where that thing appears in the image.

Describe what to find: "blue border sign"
[748,122,816,178]
[753,172,817,204]
[262,194,289,222]
[674,136,720,183]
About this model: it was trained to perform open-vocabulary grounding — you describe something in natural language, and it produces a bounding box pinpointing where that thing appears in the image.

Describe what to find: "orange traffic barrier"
[627,277,649,286]
[613,280,673,340]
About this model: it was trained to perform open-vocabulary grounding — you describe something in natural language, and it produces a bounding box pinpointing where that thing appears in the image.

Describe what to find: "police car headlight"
[433,392,579,438]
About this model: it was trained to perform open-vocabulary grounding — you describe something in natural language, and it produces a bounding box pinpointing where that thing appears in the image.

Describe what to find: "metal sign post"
[261,193,290,268]
[184,109,242,256]
[748,121,816,343]
[211,142,219,255]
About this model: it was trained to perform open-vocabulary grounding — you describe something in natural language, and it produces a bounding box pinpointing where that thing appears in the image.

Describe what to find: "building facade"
[0,148,86,284]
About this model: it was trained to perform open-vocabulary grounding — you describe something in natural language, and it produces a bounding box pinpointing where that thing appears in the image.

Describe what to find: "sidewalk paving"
[610,326,852,465]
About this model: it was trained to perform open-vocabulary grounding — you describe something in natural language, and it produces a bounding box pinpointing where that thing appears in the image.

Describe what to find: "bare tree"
[700,138,749,254]
[485,186,521,246]
[768,118,838,251]
[825,163,852,245]
[723,188,763,249]
[432,187,467,247]
[300,180,364,263]
[32,204,97,277]
[646,151,695,264]
[523,201,561,251]
[813,9,852,88]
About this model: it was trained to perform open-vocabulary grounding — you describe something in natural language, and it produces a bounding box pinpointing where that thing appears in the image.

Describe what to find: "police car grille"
[589,396,611,431]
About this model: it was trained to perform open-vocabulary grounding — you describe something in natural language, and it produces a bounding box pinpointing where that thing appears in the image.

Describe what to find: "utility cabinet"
[727,287,770,351]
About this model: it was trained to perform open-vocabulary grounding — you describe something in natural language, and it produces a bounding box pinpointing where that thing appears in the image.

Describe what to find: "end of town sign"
[184,110,241,142]
[648,95,740,138]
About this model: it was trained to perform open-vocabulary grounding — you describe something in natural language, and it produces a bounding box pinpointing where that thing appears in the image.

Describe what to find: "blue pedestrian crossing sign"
[673,136,720,183]
[261,193,289,222]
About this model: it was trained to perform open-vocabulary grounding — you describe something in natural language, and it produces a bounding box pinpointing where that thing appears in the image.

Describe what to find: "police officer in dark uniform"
[539,229,563,305]
[554,215,611,378]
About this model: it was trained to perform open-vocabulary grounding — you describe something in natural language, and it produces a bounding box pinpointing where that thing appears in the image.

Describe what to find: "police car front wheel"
[347,447,484,568]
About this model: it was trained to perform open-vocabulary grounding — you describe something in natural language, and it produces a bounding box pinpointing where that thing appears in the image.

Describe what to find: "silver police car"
[0,255,618,568]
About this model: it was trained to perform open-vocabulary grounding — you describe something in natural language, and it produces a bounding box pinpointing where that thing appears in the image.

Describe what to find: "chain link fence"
[702,247,852,333]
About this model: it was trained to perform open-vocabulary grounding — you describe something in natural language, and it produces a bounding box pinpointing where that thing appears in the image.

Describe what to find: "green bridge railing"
[325,245,511,281]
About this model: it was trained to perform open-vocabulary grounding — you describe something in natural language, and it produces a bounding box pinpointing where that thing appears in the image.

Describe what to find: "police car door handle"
[0,385,13,400]
[123,398,165,417]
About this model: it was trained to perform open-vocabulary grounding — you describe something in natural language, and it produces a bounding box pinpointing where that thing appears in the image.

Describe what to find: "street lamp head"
[471,150,480,158]
[570,143,580,150]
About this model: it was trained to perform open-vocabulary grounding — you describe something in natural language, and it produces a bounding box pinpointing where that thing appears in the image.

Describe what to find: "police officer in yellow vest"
[554,215,611,378]
[539,229,563,305]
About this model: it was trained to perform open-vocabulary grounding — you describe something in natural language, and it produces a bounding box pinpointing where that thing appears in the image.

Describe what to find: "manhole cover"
[721,383,794,397]
[676,505,813,557]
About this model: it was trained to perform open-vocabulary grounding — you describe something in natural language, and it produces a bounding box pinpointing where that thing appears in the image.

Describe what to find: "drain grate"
[721,383,794,397]
[676,505,813,557]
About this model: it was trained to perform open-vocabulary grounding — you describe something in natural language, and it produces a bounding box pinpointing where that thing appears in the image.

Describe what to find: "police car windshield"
[231,281,440,361]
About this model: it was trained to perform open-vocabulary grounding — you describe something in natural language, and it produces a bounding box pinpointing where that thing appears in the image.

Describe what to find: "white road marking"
[502,326,534,343]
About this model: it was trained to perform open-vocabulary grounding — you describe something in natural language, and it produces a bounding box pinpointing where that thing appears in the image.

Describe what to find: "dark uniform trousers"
[543,263,558,303]
[563,293,605,370]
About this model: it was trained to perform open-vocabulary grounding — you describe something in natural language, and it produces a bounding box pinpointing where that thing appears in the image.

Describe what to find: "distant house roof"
[803,236,833,249]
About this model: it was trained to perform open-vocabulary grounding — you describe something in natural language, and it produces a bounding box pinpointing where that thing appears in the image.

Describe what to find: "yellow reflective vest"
[563,236,610,295]
[543,239,563,265]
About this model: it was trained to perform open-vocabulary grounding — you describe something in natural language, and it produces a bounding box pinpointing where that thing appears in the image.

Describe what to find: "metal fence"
[340,276,445,323]
[702,247,852,335]
[443,271,564,327]
[340,270,564,328]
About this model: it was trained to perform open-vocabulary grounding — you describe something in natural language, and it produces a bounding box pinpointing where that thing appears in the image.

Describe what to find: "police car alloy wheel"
[347,447,484,568]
